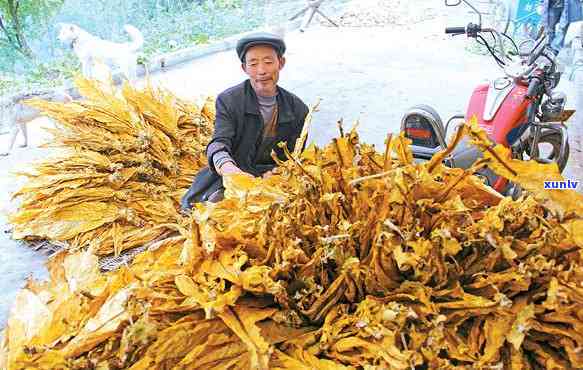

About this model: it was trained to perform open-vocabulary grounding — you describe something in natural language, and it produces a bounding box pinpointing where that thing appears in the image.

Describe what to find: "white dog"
[57,23,144,82]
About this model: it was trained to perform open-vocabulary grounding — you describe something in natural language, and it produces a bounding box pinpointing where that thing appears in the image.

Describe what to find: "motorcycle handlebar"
[527,34,549,66]
[526,76,542,100]
[528,46,544,66]
[445,27,466,34]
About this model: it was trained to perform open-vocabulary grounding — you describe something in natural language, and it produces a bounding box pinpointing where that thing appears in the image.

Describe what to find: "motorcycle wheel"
[523,131,570,173]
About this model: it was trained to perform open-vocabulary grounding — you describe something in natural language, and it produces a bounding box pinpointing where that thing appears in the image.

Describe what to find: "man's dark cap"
[236,32,286,62]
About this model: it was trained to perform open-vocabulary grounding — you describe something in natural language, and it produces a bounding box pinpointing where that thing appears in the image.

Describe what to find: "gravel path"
[322,0,439,27]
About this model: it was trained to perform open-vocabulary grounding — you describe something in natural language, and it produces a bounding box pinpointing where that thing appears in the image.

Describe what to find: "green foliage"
[0,0,65,56]
[136,54,149,66]
[190,34,210,45]
[0,0,350,96]
[25,54,79,84]
[212,0,244,9]
[0,0,264,95]
[0,0,65,32]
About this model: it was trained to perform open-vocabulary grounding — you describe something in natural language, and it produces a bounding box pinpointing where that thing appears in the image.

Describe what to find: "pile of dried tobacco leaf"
[1,116,582,369]
[8,78,214,255]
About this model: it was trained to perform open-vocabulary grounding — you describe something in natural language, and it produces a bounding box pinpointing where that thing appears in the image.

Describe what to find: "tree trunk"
[0,14,19,50]
[6,0,34,58]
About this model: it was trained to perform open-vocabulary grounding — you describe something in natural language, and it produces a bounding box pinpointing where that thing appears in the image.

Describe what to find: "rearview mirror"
[445,0,461,6]
[445,0,482,26]
[518,39,535,57]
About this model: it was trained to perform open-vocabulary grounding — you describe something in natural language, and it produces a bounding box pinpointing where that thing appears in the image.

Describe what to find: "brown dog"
[0,90,72,156]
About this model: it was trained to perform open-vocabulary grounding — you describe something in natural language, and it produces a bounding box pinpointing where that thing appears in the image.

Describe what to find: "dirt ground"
[0,0,581,326]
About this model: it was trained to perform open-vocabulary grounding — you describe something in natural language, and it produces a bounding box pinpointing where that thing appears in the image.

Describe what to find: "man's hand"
[218,161,252,177]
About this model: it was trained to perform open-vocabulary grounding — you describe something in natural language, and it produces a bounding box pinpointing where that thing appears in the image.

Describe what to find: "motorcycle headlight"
[400,108,445,149]
[404,115,439,148]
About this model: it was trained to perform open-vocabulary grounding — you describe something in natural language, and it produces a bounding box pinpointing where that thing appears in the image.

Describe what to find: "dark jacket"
[181,80,309,209]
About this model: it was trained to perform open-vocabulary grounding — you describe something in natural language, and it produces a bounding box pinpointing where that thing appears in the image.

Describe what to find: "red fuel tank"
[466,83,530,146]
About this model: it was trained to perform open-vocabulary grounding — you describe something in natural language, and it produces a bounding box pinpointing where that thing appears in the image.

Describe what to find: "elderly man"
[181,32,309,210]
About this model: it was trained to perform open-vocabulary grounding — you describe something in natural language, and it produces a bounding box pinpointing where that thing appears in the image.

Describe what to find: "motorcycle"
[401,0,574,197]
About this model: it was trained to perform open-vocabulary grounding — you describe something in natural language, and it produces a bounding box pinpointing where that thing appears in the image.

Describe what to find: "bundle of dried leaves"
[8,78,214,255]
[1,116,581,369]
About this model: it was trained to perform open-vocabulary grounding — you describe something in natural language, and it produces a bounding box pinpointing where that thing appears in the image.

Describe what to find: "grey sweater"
[207,94,278,171]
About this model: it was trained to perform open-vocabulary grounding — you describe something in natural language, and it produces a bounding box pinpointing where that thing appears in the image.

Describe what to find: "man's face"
[242,45,285,97]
